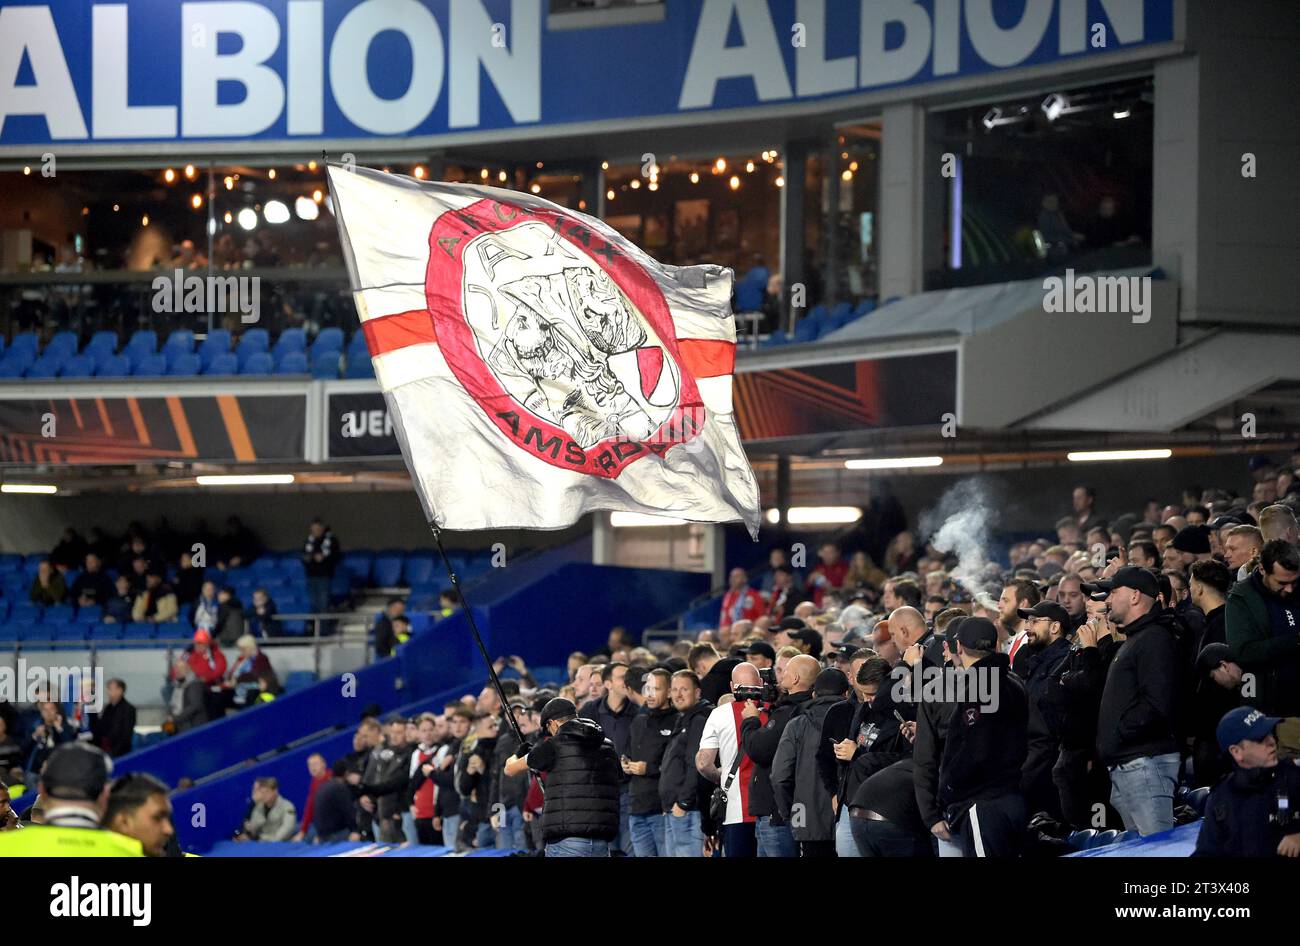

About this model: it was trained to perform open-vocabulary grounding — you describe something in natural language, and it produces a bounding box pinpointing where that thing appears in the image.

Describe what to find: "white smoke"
[916,478,1001,603]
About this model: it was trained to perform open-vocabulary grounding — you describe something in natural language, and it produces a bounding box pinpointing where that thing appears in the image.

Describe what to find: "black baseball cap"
[1172,525,1212,554]
[1209,515,1243,531]
[538,697,577,730]
[1085,565,1160,600]
[1196,642,1234,676]
[41,743,113,801]
[786,626,823,658]
[1017,601,1071,627]
[738,641,776,662]
[777,617,807,632]
[954,616,998,651]
[813,667,850,697]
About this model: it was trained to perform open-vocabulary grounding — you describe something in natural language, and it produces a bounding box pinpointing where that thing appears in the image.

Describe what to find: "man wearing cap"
[1191,643,1252,788]
[624,668,679,856]
[933,616,1029,857]
[1095,565,1184,835]
[188,628,227,686]
[1226,539,1300,718]
[1014,601,1073,820]
[740,640,777,670]
[771,667,852,856]
[0,743,143,856]
[1194,707,1300,857]
[740,653,818,857]
[503,698,621,857]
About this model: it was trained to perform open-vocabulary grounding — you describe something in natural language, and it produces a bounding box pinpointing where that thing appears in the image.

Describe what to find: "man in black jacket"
[1094,566,1183,835]
[302,518,339,619]
[818,652,906,857]
[455,712,499,850]
[1048,593,1123,828]
[1190,643,1251,788]
[740,653,818,857]
[624,668,677,856]
[578,661,636,854]
[659,670,712,856]
[1014,601,1073,820]
[1092,566,1185,831]
[504,698,621,857]
[935,617,1029,858]
[91,678,136,758]
[914,615,962,856]
[360,715,412,843]
[1194,707,1300,857]
[771,667,851,856]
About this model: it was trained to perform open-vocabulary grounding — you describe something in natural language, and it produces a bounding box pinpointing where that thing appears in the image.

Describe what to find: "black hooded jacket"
[741,688,813,821]
[526,717,621,843]
[938,653,1028,812]
[658,699,713,812]
[627,705,679,815]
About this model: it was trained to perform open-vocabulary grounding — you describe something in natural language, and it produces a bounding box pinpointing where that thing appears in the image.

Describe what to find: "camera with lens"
[733,667,780,704]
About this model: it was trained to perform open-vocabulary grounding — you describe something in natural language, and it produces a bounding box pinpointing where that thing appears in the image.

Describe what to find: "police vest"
[0,825,144,857]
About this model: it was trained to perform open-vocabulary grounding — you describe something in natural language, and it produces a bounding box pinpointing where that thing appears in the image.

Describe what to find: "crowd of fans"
[3,455,1300,857]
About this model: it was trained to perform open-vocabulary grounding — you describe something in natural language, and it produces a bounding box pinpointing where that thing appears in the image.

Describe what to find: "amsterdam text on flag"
[327,165,761,537]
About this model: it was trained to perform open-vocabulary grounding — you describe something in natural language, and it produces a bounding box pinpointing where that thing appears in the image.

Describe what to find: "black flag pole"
[428,524,527,749]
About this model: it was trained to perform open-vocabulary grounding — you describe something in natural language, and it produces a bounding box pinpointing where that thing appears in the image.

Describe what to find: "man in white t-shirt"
[696,662,767,857]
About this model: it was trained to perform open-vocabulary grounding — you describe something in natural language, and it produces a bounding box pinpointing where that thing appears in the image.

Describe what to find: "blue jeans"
[628,812,666,857]
[401,811,418,844]
[441,814,461,848]
[546,837,610,857]
[1109,752,1181,836]
[755,815,796,857]
[834,806,860,857]
[494,806,527,851]
[665,809,704,857]
[474,820,494,849]
[615,787,633,855]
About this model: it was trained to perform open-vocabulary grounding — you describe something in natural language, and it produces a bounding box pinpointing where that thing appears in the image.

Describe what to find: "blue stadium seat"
[167,353,201,376]
[96,354,132,377]
[402,553,436,587]
[1185,786,1210,815]
[0,624,19,643]
[310,349,340,379]
[86,331,119,357]
[133,354,167,377]
[204,352,238,375]
[124,621,156,642]
[22,623,55,643]
[75,603,103,623]
[8,332,39,360]
[155,622,188,642]
[60,354,96,378]
[46,331,79,360]
[51,621,88,641]
[0,357,26,379]
[313,327,344,353]
[853,298,875,317]
[1088,829,1119,848]
[43,603,74,623]
[0,599,9,621]
[347,330,369,354]
[163,329,195,355]
[274,351,308,374]
[125,329,158,359]
[90,622,124,643]
[241,352,274,375]
[198,330,233,367]
[273,328,307,357]
[371,553,404,587]
[282,670,316,694]
[345,355,375,379]
[26,354,65,378]
[341,551,373,584]
[237,328,270,358]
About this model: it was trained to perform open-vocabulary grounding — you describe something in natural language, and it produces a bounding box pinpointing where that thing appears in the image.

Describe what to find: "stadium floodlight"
[765,506,862,525]
[237,208,259,231]
[195,474,295,486]
[1,484,57,494]
[263,200,290,224]
[1113,108,1131,119]
[982,106,1003,130]
[295,196,319,220]
[845,456,943,470]
[1041,92,1069,122]
[609,512,688,527]
[1067,449,1172,462]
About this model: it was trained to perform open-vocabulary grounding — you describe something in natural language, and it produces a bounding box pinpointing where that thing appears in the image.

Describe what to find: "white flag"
[328,165,760,537]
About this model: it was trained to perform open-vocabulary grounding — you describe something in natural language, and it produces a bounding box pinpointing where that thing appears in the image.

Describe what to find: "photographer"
[1194,707,1300,857]
[740,654,819,857]
[697,663,768,857]
[503,698,621,857]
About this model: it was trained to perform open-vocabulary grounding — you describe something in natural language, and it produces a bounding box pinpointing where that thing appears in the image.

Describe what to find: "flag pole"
[428,524,527,749]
